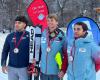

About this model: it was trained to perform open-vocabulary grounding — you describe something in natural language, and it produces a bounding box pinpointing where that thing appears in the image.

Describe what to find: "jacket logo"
[79,48,86,52]
[41,37,46,43]
[55,40,61,42]
[22,37,26,39]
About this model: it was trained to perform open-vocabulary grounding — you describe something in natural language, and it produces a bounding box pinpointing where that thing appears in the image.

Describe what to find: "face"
[74,24,86,38]
[47,18,58,32]
[15,21,26,31]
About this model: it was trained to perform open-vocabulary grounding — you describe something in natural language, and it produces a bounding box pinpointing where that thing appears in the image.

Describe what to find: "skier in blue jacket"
[67,22,100,80]
[40,14,68,80]
[1,16,29,80]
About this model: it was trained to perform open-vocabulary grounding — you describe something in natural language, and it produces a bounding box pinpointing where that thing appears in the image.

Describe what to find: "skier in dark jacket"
[1,16,29,80]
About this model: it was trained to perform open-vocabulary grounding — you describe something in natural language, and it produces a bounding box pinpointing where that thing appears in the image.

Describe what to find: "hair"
[47,14,58,21]
[74,22,88,31]
[15,15,28,26]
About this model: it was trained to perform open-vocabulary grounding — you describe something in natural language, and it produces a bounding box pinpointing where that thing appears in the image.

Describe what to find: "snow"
[0,33,8,80]
[0,32,100,80]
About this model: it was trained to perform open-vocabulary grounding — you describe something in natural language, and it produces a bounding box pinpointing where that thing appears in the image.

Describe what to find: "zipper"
[72,40,76,80]
[45,52,48,73]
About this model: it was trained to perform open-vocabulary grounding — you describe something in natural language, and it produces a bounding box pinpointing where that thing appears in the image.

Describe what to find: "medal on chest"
[69,56,73,62]
[47,47,51,52]
[13,31,25,54]
[14,48,19,54]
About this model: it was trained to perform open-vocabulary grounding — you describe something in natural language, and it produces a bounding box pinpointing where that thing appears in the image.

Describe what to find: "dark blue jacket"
[1,31,29,68]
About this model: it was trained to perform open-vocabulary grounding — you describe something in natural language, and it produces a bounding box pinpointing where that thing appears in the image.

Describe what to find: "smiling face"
[74,24,86,38]
[47,18,58,32]
[47,14,58,32]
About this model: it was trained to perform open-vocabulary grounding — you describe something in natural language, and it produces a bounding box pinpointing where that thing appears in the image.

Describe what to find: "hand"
[33,68,38,76]
[58,70,65,79]
[2,66,8,74]
[33,58,36,66]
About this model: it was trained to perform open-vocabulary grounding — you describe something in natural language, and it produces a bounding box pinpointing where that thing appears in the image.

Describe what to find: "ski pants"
[8,66,28,80]
[40,72,60,80]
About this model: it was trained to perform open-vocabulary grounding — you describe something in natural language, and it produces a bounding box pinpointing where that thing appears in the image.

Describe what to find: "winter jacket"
[1,31,29,68]
[67,33,100,80]
[40,28,68,75]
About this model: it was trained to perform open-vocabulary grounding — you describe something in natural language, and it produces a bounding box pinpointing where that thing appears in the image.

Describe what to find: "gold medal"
[14,48,19,54]
[50,32,55,37]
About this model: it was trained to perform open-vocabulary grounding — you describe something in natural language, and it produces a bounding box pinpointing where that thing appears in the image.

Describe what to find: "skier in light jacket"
[67,22,100,80]
[40,14,68,80]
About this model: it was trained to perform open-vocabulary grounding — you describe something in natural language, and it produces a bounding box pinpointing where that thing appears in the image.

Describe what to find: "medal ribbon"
[46,29,58,49]
[14,31,26,48]
[70,40,76,62]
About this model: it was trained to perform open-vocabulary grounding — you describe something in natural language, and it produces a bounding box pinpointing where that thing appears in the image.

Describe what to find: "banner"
[27,0,49,31]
